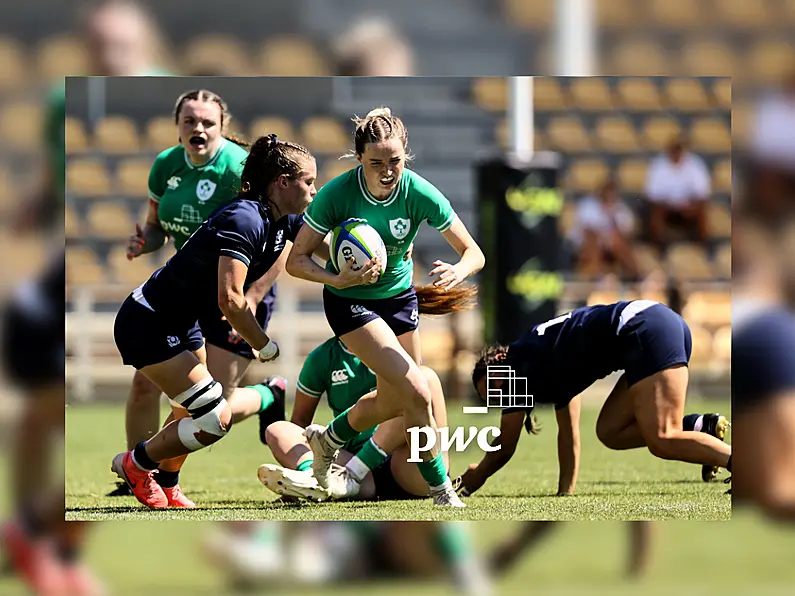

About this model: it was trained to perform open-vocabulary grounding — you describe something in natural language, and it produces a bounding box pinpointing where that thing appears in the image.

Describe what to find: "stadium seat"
[689,118,731,153]
[683,291,731,328]
[558,200,576,236]
[595,0,639,29]
[319,159,357,187]
[688,324,713,371]
[495,119,546,152]
[666,243,713,280]
[116,159,152,196]
[594,117,640,153]
[665,79,711,112]
[300,116,350,155]
[259,37,329,76]
[632,243,663,277]
[569,78,615,111]
[250,116,296,143]
[641,117,682,151]
[107,245,155,287]
[617,159,648,194]
[712,159,732,194]
[714,243,731,279]
[731,101,752,146]
[680,40,734,76]
[711,78,731,110]
[66,159,112,197]
[94,116,140,154]
[616,78,663,111]
[0,102,43,151]
[183,35,250,76]
[0,36,28,90]
[65,117,89,153]
[546,117,592,152]
[748,40,795,84]
[712,325,731,363]
[609,40,669,76]
[86,202,134,240]
[533,78,569,111]
[145,116,177,151]
[646,0,704,28]
[472,78,508,112]
[717,0,772,29]
[504,0,554,29]
[66,246,105,286]
[36,36,89,79]
[65,204,81,239]
[565,159,609,193]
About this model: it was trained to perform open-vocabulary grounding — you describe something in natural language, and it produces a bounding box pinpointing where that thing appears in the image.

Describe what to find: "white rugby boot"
[303,424,338,489]
[257,464,330,502]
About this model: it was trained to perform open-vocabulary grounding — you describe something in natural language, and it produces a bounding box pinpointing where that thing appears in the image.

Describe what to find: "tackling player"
[110,134,331,509]
[457,300,731,497]
[286,107,485,507]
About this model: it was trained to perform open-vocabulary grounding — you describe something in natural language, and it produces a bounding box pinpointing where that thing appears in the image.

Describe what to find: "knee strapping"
[173,378,228,448]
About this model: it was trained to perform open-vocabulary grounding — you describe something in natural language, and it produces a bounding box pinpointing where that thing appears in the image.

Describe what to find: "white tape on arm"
[257,339,279,362]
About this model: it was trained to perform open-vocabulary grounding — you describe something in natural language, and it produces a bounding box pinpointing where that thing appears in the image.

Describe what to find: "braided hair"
[240,133,313,201]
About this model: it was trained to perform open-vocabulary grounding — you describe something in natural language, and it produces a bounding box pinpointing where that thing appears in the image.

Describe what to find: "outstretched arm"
[431,218,485,291]
[555,396,581,495]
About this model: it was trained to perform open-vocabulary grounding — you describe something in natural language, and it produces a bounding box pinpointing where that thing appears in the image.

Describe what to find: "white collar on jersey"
[183,138,227,170]
[356,166,402,207]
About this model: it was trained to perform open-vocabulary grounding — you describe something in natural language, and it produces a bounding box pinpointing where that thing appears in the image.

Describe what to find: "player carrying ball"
[286,107,485,507]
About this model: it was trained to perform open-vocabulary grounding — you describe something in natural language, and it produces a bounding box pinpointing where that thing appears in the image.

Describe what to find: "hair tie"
[267,133,280,148]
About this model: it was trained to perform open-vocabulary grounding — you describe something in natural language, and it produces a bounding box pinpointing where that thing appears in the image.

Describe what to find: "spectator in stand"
[569,177,638,280]
[645,135,711,247]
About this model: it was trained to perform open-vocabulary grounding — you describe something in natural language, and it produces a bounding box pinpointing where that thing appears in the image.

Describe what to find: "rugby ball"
[330,218,387,276]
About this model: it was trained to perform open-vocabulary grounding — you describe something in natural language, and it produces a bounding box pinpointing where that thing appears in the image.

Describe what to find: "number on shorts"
[536,312,573,336]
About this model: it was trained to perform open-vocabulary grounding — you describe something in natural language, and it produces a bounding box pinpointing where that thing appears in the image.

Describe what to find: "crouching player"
[257,335,449,502]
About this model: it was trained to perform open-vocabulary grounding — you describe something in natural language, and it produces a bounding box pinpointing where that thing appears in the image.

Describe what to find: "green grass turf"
[65,399,731,521]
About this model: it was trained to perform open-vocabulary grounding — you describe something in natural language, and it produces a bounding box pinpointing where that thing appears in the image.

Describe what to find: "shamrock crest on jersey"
[167,176,181,190]
[389,217,411,240]
[196,179,217,202]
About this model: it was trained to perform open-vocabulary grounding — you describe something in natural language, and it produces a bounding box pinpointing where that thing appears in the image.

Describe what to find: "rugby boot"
[110,451,168,509]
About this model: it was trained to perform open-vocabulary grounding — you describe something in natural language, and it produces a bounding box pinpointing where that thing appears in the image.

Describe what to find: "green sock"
[248,384,274,413]
[328,407,358,447]
[253,521,280,546]
[434,522,472,563]
[346,438,387,481]
[296,458,313,472]
[417,452,448,488]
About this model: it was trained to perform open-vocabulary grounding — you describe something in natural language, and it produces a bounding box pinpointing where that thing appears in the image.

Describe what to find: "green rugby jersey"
[304,166,456,299]
[45,85,66,205]
[296,337,378,454]
[147,139,248,248]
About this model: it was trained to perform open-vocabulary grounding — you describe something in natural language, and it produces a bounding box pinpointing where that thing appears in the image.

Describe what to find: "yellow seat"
[610,40,669,76]
[680,41,734,76]
[319,159,357,187]
[94,116,140,154]
[689,118,731,153]
[116,159,152,196]
[250,116,297,143]
[504,0,554,29]
[67,159,112,196]
[65,117,89,153]
[641,117,682,151]
[36,36,89,79]
[712,78,731,110]
[594,117,640,153]
[533,78,568,111]
[616,78,663,111]
[647,0,704,28]
[665,79,711,112]
[145,116,177,151]
[617,159,648,194]
[731,101,753,147]
[632,243,663,276]
[565,159,609,193]
[0,102,44,151]
[596,0,640,29]
[683,291,731,328]
[86,202,134,240]
[748,40,795,84]
[689,324,713,371]
[107,245,155,287]
[712,159,732,193]
[183,35,250,76]
[718,0,772,29]
[300,116,349,156]
[714,243,731,279]
[259,37,329,76]
[712,325,731,363]
[558,200,576,237]
[472,78,508,112]
[0,36,28,90]
[546,117,592,152]
[569,78,615,111]
[666,243,713,280]
[65,204,81,239]
[66,246,105,286]
[494,120,546,152]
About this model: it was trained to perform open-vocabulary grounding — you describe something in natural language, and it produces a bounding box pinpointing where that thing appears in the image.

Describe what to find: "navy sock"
[683,414,701,432]
[132,442,159,471]
[156,469,180,488]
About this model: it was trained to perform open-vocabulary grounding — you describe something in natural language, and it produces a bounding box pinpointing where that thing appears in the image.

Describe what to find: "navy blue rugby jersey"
[502,302,632,411]
[138,197,302,322]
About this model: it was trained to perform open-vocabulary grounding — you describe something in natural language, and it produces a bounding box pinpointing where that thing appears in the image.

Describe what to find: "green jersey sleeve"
[304,173,348,235]
[410,171,457,232]
[296,342,331,398]
[147,148,175,203]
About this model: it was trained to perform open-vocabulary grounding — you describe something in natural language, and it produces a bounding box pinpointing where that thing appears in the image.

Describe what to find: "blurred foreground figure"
[1,252,104,595]
[203,521,492,595]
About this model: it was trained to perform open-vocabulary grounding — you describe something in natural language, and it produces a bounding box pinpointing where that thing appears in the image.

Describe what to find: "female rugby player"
[286,107,484,508]
[257,335,450,503]
[112,90,286,507]
[110,134,337,509]
[458,300,731,498]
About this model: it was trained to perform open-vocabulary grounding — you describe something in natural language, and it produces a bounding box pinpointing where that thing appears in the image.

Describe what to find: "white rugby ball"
[330,218,387,276]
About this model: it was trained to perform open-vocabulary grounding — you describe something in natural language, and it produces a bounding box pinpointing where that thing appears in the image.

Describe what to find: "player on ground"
[110,134,329,509]
[257,335,450,502]
[108,90,286,506]
[457,300,731,497]
[286,107,485,507]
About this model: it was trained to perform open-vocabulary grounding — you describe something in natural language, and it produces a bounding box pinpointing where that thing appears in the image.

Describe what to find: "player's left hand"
[429,260,462,291]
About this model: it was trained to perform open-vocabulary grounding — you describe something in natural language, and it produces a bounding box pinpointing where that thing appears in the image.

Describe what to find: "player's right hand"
[335,255,382,289]
[127,224,146,260]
